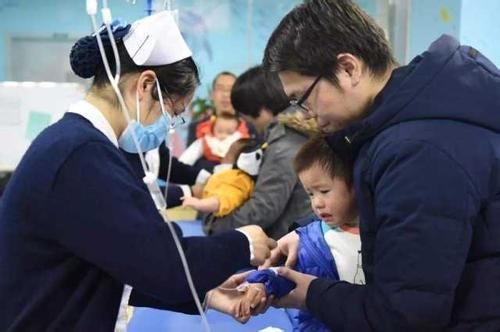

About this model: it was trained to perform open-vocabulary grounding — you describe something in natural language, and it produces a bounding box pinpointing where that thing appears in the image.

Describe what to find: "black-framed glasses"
[286,75,322,114]
[156,82,188,128]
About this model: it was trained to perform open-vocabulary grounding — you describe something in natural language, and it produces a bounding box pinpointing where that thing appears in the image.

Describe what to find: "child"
[242,136,365,331]
[182,139,265,217]
[179,112,250,169]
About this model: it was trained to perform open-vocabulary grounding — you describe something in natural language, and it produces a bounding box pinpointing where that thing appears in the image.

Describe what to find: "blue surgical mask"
[118,115,169,153]
[118,77,172,153]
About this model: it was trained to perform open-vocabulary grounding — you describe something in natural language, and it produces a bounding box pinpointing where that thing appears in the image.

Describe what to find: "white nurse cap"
[123,10,192,66]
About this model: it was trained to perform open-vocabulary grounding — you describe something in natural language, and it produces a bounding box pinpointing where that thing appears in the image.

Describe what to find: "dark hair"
[230,65,289,118]
[212,71,237,90]
[263,0,394,86]
[70,32,199,100]
[212,111,240,131]
[216,111,238,121]
[231,138,258,158]
[294,136,353,185]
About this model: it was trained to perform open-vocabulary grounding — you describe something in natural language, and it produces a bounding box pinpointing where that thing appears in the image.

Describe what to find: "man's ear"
[336,53,363,87]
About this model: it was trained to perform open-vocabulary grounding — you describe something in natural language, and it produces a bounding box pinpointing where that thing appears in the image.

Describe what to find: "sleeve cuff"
[179,185,192,198]
[306,277,338,312]
[235,229,255,262]
[195,169,211,184]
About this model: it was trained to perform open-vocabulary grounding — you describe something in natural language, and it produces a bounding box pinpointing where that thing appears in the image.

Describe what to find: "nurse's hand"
[237,225,277,266]
[260,230,299,269]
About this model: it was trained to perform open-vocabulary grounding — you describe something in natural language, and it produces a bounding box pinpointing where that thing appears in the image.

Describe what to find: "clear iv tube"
[103,0,120,82]
[87,2,211,331]
[163,0,172,10]
[90,15,148,173]
[163,137,174,204]
[155,83,211,332]
[162,156,212,332]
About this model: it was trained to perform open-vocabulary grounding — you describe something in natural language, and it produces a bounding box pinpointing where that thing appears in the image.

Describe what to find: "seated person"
[186,71,254,171]
[240,137,365,331]
[182,138,265,217]
[179,112,250,171]
[203,66,316,240]
[186,71,238,145]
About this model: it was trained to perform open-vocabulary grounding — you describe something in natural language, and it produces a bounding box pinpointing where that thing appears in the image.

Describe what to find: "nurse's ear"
[135,70,157,102]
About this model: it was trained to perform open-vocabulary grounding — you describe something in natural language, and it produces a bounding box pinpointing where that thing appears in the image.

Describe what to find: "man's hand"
[260,230,300,269]
[222,140,243,164]
[237,225,277,266]
[271,267,317,310]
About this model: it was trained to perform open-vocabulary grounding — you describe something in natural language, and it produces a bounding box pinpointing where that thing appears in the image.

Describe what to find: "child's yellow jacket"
[203,169,255,217]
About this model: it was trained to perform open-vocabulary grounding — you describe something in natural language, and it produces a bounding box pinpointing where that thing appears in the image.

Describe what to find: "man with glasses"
[286,75,321,116]
[252,0,500,331]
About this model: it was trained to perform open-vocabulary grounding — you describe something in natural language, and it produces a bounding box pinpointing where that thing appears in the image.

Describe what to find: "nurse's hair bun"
[70,20,131,79]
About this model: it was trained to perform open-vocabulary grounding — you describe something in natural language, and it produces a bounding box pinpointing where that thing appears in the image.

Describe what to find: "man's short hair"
[294,136,353,185]
[230,65,289,118]
[263,0,395,86]
[212,71,237,90]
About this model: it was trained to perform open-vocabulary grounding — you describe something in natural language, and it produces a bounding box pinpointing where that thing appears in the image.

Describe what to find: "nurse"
[0,11,275,331]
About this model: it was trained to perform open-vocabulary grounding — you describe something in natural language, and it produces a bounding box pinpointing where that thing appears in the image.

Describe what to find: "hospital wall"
[0,0,498,90]
[0,0,303,94]
[0,0,380,95]
[460,0,500,65]
[409,0,500,66]
[408,0,462,61]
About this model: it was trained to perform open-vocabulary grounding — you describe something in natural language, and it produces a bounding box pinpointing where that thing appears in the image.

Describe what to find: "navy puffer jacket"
[306,35,500,331]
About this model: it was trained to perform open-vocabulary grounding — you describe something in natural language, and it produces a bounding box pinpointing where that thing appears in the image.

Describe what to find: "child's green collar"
[321,221,333,234]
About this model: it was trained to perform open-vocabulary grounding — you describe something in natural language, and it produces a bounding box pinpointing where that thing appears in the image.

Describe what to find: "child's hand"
[234,283,267,323]
[208,271,259,324]
[237,283,270,321]
[181,196,220,213]
[181,196,201,209]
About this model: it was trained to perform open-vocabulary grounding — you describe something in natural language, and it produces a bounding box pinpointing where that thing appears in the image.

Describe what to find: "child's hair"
[216,111,240,122]
[211,111,240,133]
[294,136,353,185]
[229,138,258,158]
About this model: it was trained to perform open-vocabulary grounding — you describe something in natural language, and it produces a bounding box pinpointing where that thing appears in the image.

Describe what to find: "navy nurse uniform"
[0,100,250,331]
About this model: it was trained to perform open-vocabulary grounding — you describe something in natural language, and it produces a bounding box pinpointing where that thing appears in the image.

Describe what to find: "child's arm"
[206,272,266,324]
[182,196,220,213]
